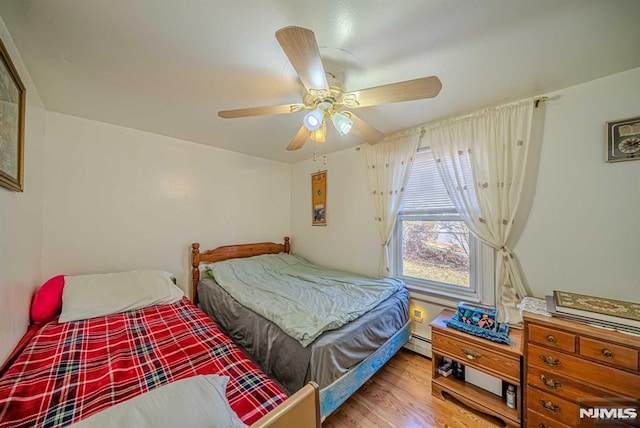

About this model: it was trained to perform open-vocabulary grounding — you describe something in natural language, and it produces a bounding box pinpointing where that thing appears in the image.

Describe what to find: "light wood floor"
[323,349,505,428]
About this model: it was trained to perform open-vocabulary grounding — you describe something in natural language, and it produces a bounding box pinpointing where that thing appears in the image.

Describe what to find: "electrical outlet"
[412,308,424,323]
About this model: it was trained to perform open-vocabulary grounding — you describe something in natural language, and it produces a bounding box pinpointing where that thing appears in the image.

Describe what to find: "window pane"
[402,220,470,287]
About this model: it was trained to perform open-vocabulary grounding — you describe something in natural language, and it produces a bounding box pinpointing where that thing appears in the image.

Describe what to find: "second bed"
[191,237,410,418]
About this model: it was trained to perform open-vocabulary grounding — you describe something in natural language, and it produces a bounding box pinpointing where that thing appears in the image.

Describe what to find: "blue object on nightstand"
[444,302,512,345]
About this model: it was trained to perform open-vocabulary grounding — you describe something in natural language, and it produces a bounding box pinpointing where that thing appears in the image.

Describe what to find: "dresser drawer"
[528,344,640,397]
[432,331,520,383]
[529,324,576,353]
[527,387,579,426]
[526,366,612,403]
[526,409,572,428]
[579,336,639,371]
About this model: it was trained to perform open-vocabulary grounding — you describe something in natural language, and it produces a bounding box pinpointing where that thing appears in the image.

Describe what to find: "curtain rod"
[370,96,550,144]
[418,96,549,133]
[534,96,548,108]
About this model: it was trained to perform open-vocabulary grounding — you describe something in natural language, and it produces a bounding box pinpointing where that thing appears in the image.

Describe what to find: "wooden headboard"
[191,237,290,304]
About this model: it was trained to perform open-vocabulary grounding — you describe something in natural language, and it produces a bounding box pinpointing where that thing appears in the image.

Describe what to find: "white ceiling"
[1,0,639,163]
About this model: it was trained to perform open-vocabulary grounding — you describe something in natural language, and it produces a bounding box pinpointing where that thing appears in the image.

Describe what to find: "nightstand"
[431,309,523,427]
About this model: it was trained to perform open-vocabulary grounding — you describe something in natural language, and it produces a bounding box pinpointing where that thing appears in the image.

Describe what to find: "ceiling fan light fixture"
[303,109,324,131]
[331,112,353,135]
[310,122,326,143]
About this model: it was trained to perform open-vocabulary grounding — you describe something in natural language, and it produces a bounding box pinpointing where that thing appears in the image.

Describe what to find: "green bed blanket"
[206,253,404,347]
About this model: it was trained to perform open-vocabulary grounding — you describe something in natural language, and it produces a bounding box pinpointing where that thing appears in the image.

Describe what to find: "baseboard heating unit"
[404,334,432,358]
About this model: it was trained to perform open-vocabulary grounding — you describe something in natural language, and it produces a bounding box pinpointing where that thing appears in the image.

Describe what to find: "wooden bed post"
[284,236,290,254]
[191,243,200,304]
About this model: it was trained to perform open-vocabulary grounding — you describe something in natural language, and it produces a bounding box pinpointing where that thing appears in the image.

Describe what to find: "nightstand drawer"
[432,331,520,383]
[579,336,639,371]
[529,324,576,353]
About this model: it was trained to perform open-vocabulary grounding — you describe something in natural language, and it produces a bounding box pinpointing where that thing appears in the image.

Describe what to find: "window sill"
[404,281,483,307]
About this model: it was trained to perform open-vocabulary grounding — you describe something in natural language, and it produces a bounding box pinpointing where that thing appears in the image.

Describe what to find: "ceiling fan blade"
[218,103,304,119]
[287,125,311,151]
[275,26,329,96]
[345,112,385,145]
[344,76,442,108]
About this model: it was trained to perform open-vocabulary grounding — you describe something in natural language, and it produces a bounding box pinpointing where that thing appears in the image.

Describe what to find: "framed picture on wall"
[606,115,640,163]
[311,170,327,226]
[0,37,26,192]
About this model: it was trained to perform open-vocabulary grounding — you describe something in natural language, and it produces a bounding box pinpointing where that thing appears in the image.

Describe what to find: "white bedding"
[67,375,247,428]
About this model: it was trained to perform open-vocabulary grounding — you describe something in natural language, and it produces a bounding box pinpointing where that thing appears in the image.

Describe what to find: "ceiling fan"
[218,26,442,151]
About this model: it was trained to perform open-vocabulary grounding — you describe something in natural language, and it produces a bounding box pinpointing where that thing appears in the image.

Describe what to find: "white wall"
[41,112,291,294]
[290,147,380,276]
[0,18,46,363]
[514,67,640,300]
[291,67,640,347]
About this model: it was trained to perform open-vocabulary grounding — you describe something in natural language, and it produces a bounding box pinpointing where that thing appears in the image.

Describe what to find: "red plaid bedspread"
[0,298,286,427]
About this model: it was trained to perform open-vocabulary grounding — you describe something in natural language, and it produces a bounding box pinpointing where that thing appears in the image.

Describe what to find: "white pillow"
[67,375,247,428]
[59,269,184,322]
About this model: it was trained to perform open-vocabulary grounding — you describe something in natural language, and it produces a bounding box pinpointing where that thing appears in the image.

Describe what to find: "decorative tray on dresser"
[523,311,640,427]
[431,309,523,427]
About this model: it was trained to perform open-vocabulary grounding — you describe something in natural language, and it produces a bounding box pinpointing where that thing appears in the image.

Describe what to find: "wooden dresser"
[431,309,523,427]
[523,312,640,427]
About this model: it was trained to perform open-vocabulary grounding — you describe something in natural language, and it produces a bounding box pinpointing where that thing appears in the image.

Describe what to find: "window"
[392,148,494,304]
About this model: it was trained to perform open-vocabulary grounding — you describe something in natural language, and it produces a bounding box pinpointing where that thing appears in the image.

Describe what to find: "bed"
[0,270,320,428]
[191,237,411,419]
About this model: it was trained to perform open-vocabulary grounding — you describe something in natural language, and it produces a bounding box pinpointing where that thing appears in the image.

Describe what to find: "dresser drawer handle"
[540,374,561,389]
[539,354,560,367]
[546,335,556,343]
[603,349,613,358]
[461,348,481,360]
[538,424,549,428]
[539,399,560,413]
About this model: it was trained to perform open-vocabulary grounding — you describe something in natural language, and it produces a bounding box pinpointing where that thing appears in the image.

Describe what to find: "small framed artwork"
[311,170,327,226]
[0,37,26,192]
[606,115,640,163]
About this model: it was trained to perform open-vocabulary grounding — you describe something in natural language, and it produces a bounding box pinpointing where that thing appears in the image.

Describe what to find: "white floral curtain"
[422,100,534,324]
[363,132,420,277]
